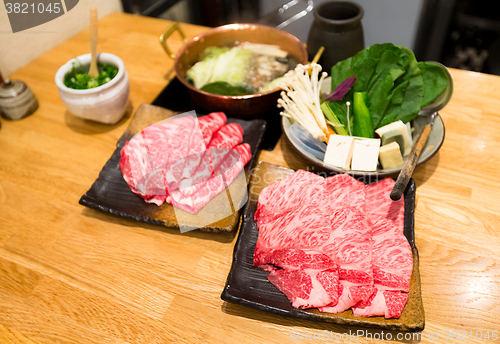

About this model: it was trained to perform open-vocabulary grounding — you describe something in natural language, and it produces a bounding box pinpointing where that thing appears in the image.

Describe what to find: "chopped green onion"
[64,63,118,90]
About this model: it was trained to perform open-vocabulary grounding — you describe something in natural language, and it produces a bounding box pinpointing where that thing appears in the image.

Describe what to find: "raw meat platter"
[221,161,425,331]
[79,103,267,232]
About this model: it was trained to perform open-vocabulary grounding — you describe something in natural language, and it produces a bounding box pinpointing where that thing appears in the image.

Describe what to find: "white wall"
[260,0,425,50]
[0,0,123,77]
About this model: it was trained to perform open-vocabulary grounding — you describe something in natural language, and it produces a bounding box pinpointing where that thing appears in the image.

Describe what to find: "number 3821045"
[5,2,62,14]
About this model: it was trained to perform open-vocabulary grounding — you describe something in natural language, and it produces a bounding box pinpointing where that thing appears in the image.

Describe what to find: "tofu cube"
[375,120,413,156]
[351,138,381,172]
[324,135,355,170]
[379,142,404,169]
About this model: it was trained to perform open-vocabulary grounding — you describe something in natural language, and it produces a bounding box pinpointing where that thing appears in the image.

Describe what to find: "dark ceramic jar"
[307,0,364,74]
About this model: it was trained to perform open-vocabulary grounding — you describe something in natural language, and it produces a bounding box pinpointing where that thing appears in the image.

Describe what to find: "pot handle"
[159,22,187,59]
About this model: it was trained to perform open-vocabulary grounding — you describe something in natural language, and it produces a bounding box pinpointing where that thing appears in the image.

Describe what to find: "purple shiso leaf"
[322,75,357,101]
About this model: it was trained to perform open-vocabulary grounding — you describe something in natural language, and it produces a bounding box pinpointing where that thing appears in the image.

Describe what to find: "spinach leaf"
[419,61,449,107]
[378,46,424,127]
[330,43,425,130]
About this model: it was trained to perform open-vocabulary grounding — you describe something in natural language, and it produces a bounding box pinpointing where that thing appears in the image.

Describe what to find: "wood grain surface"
[1,12,499,344]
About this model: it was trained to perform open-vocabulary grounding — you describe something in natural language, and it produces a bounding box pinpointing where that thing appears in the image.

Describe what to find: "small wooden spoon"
[88,8,98,78]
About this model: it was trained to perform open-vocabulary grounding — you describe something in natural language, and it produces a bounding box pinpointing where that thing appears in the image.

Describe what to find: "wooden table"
[1,12,499,344]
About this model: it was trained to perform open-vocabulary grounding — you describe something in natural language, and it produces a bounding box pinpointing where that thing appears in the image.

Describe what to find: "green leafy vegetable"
[418,61,449,107]
[328,43,448,134]
[330,43,423,130]
[64,63,118,90]
[186,47,252,89]
[259,76,284,92]
[200,81,255,96]
[380,46,424,127]
[200,46,231,61]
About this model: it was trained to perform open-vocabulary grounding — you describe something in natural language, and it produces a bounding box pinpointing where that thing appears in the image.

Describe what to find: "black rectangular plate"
[221,162,424,331]
[79,104,267,232]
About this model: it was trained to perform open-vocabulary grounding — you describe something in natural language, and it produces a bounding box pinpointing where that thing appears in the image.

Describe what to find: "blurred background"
[1,0,499,77]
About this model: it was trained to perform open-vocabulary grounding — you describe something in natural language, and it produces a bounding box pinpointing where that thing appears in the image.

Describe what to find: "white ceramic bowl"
[55,53,129,124]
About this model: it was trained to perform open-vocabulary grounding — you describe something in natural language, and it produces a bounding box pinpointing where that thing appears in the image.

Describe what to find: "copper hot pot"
[159,22,308,118]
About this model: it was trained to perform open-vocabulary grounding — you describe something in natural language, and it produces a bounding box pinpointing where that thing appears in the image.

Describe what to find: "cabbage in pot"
[186,43,293,96]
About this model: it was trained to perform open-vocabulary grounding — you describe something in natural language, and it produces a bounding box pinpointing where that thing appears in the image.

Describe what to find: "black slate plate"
[79,103,267,232]
[221,161,425,331]
[151,77,282,151]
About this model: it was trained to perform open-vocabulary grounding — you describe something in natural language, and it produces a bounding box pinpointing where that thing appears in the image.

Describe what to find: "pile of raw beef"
[253,171,413,318]
[120,112,251,214]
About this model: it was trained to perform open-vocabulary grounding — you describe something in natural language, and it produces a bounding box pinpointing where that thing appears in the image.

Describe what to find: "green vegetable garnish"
[64,63,118,89]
